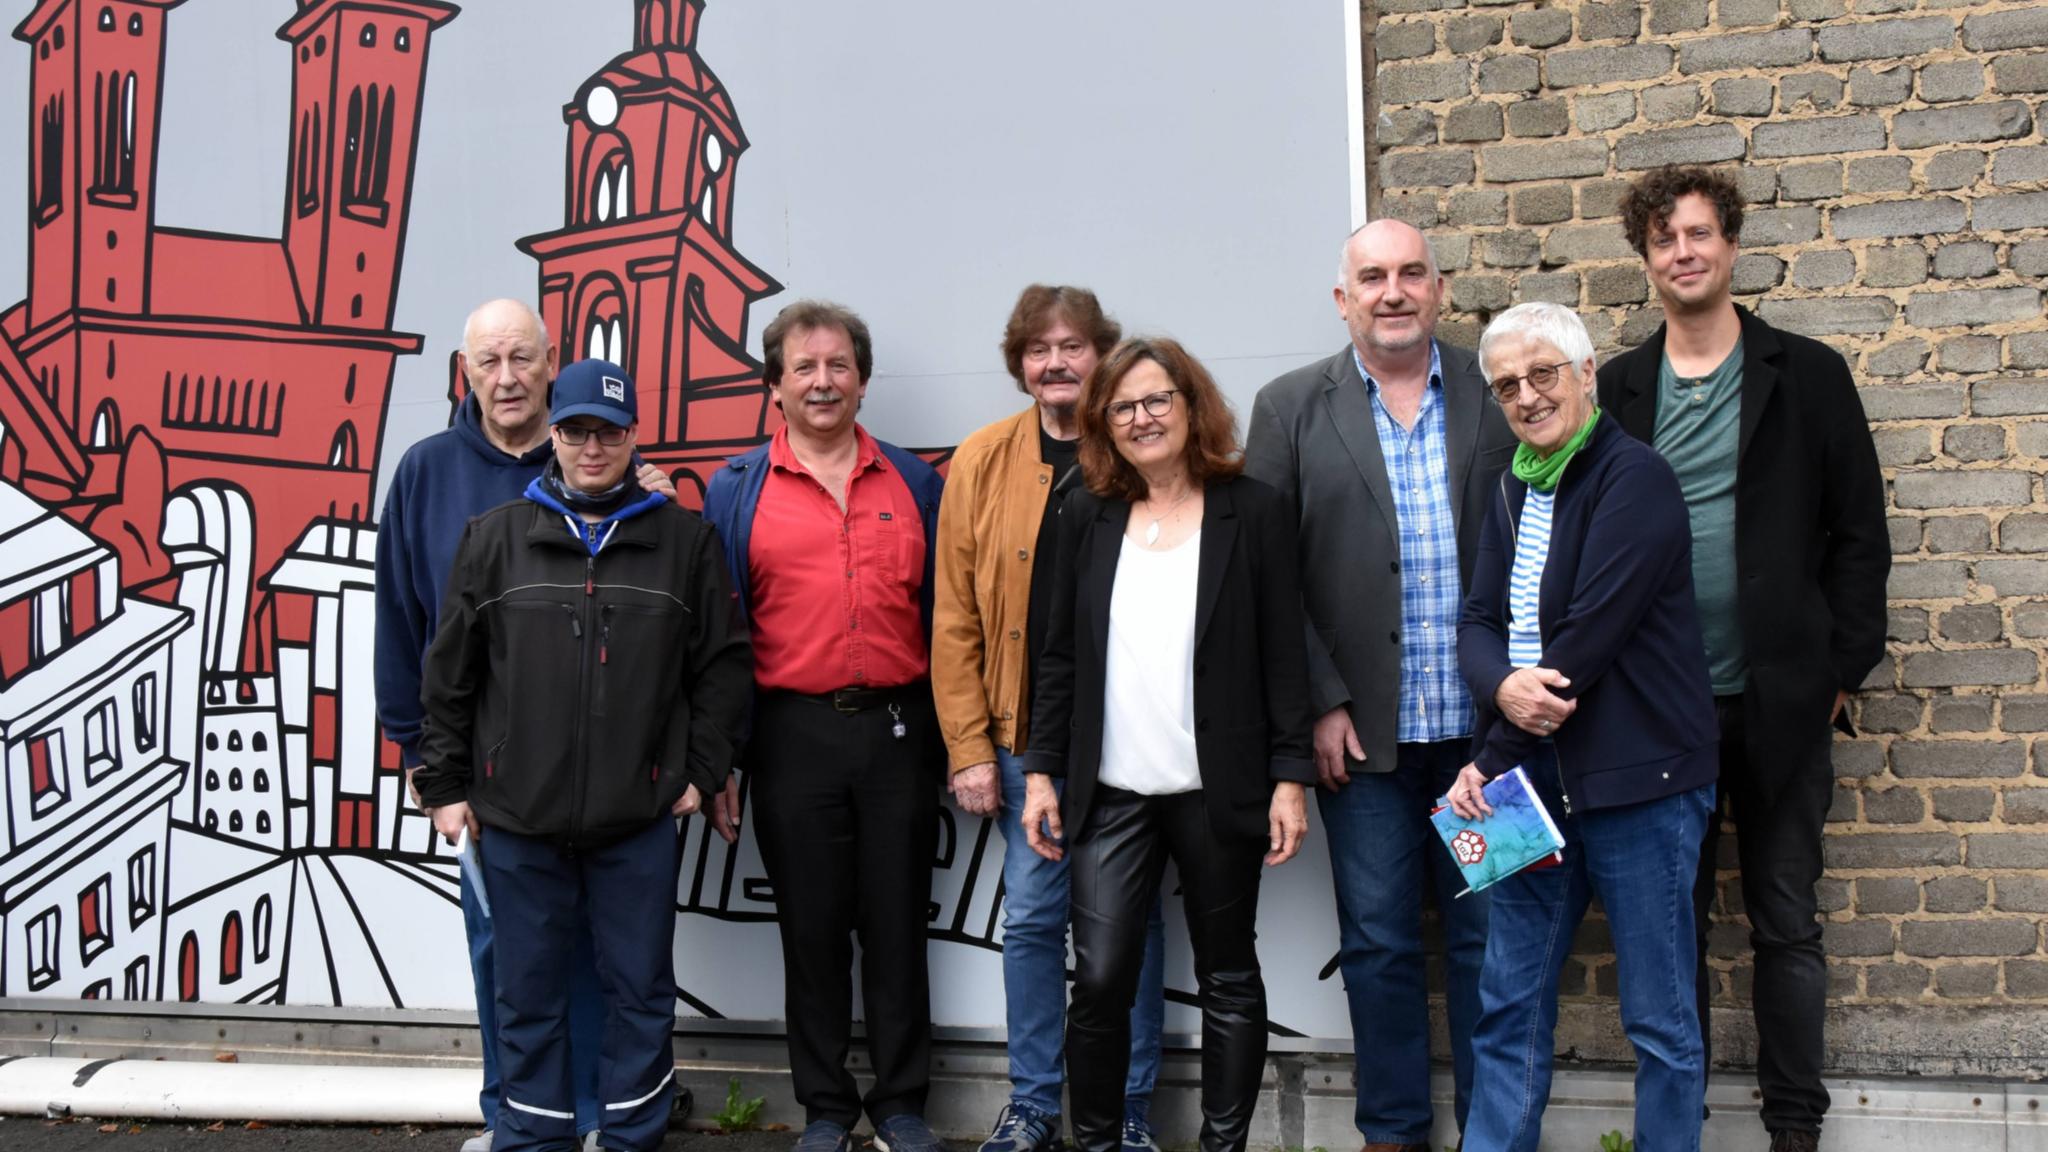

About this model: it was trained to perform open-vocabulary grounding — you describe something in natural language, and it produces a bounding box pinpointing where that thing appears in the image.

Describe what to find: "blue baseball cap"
[550,359,638,427]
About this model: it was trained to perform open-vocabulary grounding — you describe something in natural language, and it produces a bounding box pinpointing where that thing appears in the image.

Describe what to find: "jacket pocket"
[587,600,684,828]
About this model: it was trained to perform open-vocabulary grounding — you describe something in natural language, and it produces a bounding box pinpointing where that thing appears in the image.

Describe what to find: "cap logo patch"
[603,376,627,402]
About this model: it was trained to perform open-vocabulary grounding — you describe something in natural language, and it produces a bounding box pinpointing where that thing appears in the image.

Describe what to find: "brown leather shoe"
[1768,1131,1820,1152]
[1361,1143,1430,1152]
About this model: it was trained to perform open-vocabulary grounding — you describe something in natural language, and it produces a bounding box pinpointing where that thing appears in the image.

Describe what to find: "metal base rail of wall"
[3,1002,2046,1150]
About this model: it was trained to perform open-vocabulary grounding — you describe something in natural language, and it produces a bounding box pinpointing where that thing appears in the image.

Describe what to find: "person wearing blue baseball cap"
[415,358,753,1152]
[376,304,686,1152]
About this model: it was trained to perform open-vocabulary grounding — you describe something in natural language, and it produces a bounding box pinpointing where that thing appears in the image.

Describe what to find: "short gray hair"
[461,298,550,352]
[1477,302,1597,383]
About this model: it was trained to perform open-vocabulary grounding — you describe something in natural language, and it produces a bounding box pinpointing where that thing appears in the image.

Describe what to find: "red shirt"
[747,426,929,693]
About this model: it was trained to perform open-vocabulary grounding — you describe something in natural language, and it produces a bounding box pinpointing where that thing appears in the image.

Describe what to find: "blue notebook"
[1430,765,1567,896]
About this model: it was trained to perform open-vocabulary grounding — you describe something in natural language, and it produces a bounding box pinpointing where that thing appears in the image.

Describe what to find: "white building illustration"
[0,481,192,1000]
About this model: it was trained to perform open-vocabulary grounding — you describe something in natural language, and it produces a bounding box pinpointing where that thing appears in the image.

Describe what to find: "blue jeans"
[1464,747,1712,1152]
[1318,738,1488,1144]
[998,748,1164,1120]
[465,852,605,1135]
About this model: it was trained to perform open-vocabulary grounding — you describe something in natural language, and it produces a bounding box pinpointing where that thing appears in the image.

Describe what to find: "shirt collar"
[1352,341,1444,395]
[768,424,883,476]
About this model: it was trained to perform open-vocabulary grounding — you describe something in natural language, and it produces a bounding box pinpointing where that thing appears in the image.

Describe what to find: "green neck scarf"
[1512,407,1601,493]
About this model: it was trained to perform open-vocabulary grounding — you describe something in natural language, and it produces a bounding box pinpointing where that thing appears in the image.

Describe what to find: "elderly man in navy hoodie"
[375,299,676,1152]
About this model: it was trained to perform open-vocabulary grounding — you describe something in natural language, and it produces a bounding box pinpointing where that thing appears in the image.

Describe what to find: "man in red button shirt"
[702,300,946,1152]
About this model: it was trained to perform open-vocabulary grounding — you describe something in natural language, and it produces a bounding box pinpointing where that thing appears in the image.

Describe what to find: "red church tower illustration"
[5,0,456,624]
[515,0,780,502]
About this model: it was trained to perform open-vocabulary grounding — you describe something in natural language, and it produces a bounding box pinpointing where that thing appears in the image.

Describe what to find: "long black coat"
[1025,475,1317,843]
[1597,304,1890,798]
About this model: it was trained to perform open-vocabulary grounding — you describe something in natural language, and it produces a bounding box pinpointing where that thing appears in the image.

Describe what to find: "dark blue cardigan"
[1458,416,1719,811]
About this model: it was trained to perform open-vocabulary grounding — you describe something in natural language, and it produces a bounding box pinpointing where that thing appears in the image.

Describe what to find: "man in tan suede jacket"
[930,285,1166,1152]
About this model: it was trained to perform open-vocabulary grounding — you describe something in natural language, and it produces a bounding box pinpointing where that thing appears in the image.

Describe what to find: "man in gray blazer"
[1243,219,1517,1152]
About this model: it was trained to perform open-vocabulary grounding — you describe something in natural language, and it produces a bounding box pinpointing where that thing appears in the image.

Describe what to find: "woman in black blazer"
[1020,337,1315,1152]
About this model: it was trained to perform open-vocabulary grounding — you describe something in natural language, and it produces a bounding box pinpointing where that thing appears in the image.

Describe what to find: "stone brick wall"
[1363,0,2048,1076]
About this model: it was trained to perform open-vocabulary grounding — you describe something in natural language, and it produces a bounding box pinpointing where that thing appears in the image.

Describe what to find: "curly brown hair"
[1619,165,1744,257]
[1000,285,1122,392]
[1077,337,1243,502]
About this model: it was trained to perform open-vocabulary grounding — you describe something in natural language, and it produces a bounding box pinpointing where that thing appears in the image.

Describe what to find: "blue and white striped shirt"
[1354,343,1473,743]
[1507,488,1556,668]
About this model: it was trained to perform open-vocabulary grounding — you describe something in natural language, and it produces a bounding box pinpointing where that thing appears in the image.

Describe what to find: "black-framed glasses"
[1105,389,1180,426]
[554,424,631,446]
[1489,362,1574,405]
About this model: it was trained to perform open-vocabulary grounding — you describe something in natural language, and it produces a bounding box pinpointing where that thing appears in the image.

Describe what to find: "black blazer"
[1025,475,1316,844]
[1597,304,1890,797]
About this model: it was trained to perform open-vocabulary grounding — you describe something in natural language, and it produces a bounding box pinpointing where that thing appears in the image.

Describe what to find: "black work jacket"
[415,497,752,846]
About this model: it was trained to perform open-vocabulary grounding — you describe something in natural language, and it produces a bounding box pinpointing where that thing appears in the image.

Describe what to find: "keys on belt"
[819,686,889,713]
[802,687,911,739]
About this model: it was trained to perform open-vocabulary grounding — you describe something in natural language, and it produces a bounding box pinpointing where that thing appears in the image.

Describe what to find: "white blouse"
[1099,530,1203,795]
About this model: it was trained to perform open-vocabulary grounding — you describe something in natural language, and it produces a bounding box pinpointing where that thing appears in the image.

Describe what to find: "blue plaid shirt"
[1355,343,1473,743]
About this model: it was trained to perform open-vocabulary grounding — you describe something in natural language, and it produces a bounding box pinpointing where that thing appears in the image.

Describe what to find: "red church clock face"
[586,83,620,128]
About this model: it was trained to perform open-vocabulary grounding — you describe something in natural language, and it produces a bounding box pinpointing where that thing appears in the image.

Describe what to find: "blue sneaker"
[1120,1116,1160,1152]
[977,1103,1060,1152]
[797,1120,855,1152]
[872,1113,945,1152]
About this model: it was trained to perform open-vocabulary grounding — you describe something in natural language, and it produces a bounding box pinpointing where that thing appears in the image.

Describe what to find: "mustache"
[1038,370,1083,385]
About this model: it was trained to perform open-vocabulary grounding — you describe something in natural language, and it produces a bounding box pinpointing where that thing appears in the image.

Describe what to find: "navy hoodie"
[374,394,553,767]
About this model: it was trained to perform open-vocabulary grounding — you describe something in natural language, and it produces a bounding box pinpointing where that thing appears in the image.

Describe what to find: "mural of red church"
[0,0,1001,1022]
[442,0,782,505]
[0,0,469,1008]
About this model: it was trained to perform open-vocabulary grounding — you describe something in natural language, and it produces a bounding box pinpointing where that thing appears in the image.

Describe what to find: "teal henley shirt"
[1654,342,1747,695]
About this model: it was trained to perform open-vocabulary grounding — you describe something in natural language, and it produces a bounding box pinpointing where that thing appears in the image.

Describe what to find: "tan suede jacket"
[931,407,1058,773]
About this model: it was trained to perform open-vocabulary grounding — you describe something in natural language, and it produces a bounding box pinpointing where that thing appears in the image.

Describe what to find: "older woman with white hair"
[1450,302,1719,1152]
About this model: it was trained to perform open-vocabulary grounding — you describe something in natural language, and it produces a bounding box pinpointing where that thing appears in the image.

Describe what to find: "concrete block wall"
[1364,0,2048,1076]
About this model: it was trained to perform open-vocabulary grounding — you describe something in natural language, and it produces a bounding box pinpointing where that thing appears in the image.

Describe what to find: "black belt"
[785,682,924,715]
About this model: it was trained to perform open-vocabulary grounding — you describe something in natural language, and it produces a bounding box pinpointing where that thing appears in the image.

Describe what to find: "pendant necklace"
[1142,486,1195,547]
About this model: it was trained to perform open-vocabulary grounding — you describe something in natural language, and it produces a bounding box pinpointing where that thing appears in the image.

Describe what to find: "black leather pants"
[1068,786,1269,1152]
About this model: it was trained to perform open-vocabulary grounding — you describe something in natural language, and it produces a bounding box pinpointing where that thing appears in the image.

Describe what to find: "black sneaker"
[1768,1131,1820,1152]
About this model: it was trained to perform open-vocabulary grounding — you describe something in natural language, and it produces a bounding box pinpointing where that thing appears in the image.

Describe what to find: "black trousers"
[1693,695,1833,1133]
[750,687,941,1128]
[1068,786,1269,1152]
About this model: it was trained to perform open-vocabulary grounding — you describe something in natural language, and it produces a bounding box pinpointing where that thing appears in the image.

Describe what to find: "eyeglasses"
[1489,362,1574,405]
[1105,389,1180,426]
[554,424,631,446]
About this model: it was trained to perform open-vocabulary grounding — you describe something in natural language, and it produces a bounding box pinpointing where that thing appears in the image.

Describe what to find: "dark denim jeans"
[1317,739,1488,1144]
[997,749,1164,1121]
[1464,745,1713,1152]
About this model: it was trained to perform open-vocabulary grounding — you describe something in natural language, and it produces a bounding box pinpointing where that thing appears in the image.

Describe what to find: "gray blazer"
[1243,341,1517,775]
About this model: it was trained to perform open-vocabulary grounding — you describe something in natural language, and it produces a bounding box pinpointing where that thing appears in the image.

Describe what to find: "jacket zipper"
[572,552,596,842]
[1552,742,1574,817]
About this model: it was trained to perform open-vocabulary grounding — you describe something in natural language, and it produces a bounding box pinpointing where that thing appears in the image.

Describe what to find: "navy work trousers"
[480,816,681,1152]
